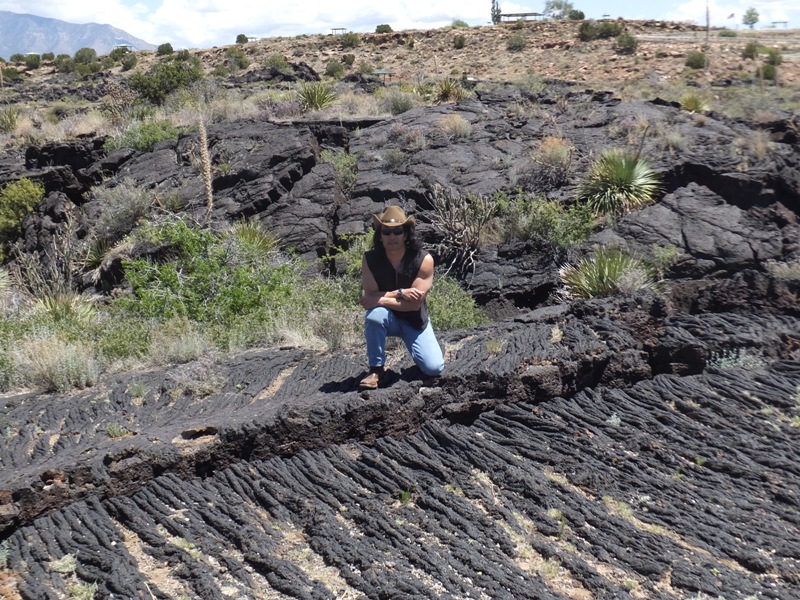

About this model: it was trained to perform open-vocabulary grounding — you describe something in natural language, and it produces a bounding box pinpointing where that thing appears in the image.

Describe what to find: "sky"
[1,0,796,50]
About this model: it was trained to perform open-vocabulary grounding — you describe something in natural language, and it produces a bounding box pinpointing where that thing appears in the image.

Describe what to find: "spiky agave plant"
[559,245,658,299]
[680,91,709,114]
[35,292,97,323]
[296,81,337,111]
[578,148,660,218]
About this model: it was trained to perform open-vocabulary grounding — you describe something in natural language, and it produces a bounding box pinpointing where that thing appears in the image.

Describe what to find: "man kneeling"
[358,206,445,389]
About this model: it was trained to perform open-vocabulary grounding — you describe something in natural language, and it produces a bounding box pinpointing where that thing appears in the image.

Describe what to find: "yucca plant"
[35,292,97,323]
[296,81,337,111]
[433,78,468,103]
[578,149,660,217]
[559,246,658,299]
[227,221,279,254]
[680,92,709,113]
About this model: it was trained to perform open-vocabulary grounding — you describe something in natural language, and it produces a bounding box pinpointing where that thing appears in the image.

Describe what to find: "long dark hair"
[371,224,423,257]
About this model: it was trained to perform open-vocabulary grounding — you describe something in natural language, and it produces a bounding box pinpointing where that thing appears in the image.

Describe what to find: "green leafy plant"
[24,54,41,69]
[236,33,248,44]
[560,246,658,299]
[70,582,98,600]
[452,19,469,27]
[320,149,358,194]
[453,34,466,49]
[578,148,660,217]
[129,59,204,105]
[742,41,760,59]
[339,32,360,48]
[0,178,46,260]
[433,78,468,103]
[382,149,408,173]
[296,81,337,111]
[718,29,737,38]
[120,53,137,71]
[497,192,593,247]
[756,63,776,81]
[264,54,291,71]
[105,422,131,438]
[427,272,488,330]
[104,120,181,152]
[74,47,97,64]
[764,47,782,66]
[224,47,250,71]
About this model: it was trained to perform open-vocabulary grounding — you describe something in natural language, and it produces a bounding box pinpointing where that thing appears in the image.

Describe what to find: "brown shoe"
[359,367,385,389]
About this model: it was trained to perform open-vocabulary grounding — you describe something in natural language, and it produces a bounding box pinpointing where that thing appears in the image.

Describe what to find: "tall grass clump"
[0,107,20,133]
[104,120,181,152]
[680,91,709,113]
[560,246,658,299]
[381,88,418,115]
[13,334,99,392]
[578,149,660,218]
[297,81,337,111]
[528,136,574,189]
[439,114,472,139]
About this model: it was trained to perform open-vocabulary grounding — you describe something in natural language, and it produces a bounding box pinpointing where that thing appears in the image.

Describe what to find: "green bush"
[9,53,25,62]
[324,58,345,78]
[74,47,97,64]
[320,149,358,194]
[560,246,658,299]
[742,41,760,59]
[685,51,708,69]
[339,32,360,48]
[264,54,291,71]
[41,52,55,61]
[453,34,466,49]
[764,47,782,66]
[718,29,737,37]
[1,67,21,81]
[497,192,593,247]
[0,178,46,260]
[567,9,585,20]
[296,81,337,111]
[427,273,488,330]
[53,54,74,73]
[578,148,660,217]
[104,120,181,152]
[121,53,138,71]
[342,53,355,66]
[597,21,622,38]
[13,335,99,392]
[375,24,393,33]
[0,107,20,133]
[381,88,418,115]
[224,47,250,71]
[157,43,174,56]
[506,33,526,52]
[129,59,204,104]
[756,63,776,81]
[24,54,41,69]
[452,19,469,27]
[615,31,638,55]
[236,34,248,44]
[577,20,599,41]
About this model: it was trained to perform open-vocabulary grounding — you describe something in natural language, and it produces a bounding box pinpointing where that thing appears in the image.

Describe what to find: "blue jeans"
[364,307,444,376]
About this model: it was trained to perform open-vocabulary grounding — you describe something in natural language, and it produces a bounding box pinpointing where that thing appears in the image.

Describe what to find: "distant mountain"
[0,10,156,60]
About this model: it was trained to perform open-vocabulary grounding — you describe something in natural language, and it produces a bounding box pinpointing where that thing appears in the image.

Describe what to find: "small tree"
[491,0,501,25]
[544,0,575,20]
[742,7,759,29]
[156,42,174,56]
[236,34,248,44]
[73,47,97,64]
[375,24,393,33]
[24,54,41,70]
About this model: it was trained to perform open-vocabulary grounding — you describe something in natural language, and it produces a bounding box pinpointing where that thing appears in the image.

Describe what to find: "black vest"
[365,248,430,330]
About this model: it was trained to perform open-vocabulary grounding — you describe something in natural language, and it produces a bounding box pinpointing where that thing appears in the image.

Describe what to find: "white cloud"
[666,0,798,27]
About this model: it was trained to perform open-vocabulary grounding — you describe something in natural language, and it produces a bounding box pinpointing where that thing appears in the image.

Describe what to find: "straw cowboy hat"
[372,205,416,230]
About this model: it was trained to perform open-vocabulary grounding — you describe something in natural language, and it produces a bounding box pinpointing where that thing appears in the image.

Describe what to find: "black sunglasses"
[381,228,405,236]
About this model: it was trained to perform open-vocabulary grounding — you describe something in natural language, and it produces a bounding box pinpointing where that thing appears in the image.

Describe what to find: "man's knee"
[365,307,391,327]
[419,358,444,377]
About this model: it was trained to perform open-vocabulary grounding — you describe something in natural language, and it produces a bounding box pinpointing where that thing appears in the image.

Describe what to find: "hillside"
[0,18,799,600]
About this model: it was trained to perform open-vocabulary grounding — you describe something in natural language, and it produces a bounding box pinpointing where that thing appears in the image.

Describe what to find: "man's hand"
[400,287,425,302]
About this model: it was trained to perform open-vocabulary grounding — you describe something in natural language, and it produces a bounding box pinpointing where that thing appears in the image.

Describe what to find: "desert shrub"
[578,148,660,217]
[756,63,776,81]
[685,51,708,69]
[73,47,97,64]
[357,61,376,75]
[339,32,360,48]
[0,107,20,133]
[577,20,598,41]
[157,42,174,56]
[109,47,128,62]
[375,24,393,33]
[560,246,658,299]
[567,9,585,19]
[24,54,41,69]
[597,21,622,38]
[121,53,137,71]
[104,120,181,152]
[497,192,593,247]
[383,149,408,173]
[224,47,250,71]
[427,273,488,330]
[148,317,210,364]
[718,29,737,37]
[381,88,418,115]
[615,31,638,55]
[506,33,526,52]
[452,19,469,28]
[264,54,291,71]
[87,178,153,244]
[321,149,358,194]
[0,178,45,260]
[13,334,99,392]
[453,34,466,49]
[764,47,782,66]
[1,67,21,81]
[742,41,760,59]
[324,58,345,78]
[236,34,248,44]
[129,59,204,104]
[680,91,709,113]
[439,114,472,138]
[297,81,337,111]
[528,135,574,189]
[342,53,355,66]
[9,53,25,62]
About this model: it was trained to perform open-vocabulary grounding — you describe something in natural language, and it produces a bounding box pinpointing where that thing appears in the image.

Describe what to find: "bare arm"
[359,254,434,312]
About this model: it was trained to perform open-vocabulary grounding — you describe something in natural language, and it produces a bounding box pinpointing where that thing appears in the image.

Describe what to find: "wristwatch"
[397,288,404,300]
